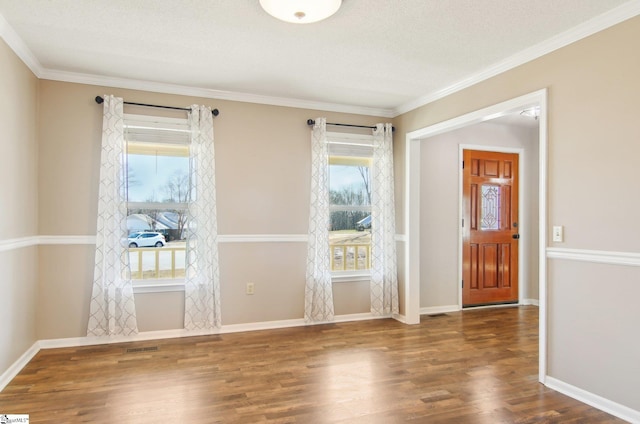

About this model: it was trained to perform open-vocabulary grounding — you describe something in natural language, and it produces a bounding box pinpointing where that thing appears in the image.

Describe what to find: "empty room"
[1,1,639,422]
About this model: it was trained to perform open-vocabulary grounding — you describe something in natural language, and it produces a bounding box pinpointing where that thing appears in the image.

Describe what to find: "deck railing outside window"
[129,241,371,278]
[330,243,371,271]
[129,245,186,280]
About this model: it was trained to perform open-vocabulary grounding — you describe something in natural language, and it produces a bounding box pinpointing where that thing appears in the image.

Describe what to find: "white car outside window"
[128,232,166,248]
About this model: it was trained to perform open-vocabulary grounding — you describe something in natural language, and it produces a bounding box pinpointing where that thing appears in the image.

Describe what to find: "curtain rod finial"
[307,119,315,126]
[212,108,219,117]
[95,96,104,105]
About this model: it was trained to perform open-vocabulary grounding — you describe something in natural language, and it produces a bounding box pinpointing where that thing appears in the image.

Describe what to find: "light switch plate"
[552,225,563,242]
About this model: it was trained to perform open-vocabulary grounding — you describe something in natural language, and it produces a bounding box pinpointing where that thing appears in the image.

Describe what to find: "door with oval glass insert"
[462,149,519,306]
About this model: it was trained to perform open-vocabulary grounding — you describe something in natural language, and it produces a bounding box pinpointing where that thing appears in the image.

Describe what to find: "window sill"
[331,272,371,283]
[133,279,185,294]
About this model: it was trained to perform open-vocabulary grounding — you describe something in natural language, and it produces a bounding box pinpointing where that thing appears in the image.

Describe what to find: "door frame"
[458,145,525,308]
[404,88,547,384]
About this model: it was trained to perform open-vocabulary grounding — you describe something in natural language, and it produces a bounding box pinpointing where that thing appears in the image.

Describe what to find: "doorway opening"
[404,89,548,383]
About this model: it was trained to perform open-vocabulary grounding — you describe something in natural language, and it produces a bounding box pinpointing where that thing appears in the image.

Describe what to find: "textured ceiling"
[0,0,635,115]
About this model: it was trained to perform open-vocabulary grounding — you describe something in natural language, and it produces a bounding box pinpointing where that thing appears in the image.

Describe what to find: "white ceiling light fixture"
[259,0,342,24]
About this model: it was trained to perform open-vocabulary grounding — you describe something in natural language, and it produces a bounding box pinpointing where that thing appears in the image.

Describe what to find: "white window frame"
[124,114,191,292]
[327,132,374,283]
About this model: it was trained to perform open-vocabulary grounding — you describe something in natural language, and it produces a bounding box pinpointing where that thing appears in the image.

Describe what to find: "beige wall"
[3,10,640,415]
[0,39,39,376]
[419,121,539,308]
[36,80,383,337]
[0,41,38,238]
[394,16,640,412]
[548,260,640,410]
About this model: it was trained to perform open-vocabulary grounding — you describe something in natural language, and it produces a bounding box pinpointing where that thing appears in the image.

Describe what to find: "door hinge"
[462,160,465,169]
[461,280,464,288]
[462,218,464,227]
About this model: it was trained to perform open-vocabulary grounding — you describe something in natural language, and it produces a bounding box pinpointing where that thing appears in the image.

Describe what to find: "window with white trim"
[328,133,373,276]
[124,114,190,284]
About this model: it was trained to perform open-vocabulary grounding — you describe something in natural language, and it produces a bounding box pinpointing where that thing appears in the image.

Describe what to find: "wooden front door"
[462,149,519,306]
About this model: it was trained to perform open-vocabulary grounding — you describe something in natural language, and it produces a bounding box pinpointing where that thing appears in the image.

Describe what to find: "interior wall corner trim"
[546,247,640,267]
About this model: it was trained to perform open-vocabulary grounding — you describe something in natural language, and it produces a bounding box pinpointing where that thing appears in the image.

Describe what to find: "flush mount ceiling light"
[259,0,342,24]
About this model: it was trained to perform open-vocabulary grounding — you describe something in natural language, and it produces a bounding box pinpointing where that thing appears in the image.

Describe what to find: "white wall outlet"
[246,282,255,295]
[552,225,564,242]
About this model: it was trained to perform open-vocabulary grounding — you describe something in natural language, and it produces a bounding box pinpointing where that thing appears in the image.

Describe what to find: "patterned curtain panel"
[87,95,138,336]
[304,118,334,323]
[370,123,399,315]
[184,105,221,330]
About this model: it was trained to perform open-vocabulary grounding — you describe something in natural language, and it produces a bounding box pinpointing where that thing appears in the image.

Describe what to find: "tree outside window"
[329,156,372,272]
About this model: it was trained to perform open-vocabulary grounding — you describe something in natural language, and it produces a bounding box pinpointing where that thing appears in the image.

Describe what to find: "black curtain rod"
[306,119,394,132]
[95,96,219,116]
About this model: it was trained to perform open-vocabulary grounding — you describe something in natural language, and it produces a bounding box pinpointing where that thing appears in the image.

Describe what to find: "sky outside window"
[329,164,369,204]
[127,153,189,202]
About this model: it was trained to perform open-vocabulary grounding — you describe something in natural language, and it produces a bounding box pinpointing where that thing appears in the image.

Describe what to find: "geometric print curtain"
[304,117,334,323]
[370,123,399,315]
[87,94,138,336]
[183,105,222,330]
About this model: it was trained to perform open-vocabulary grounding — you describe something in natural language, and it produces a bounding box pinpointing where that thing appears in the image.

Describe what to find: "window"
[124,115,191,284]
[328,133,373,275]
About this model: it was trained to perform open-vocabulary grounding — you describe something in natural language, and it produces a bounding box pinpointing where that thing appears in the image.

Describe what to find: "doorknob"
[512,234,520,239]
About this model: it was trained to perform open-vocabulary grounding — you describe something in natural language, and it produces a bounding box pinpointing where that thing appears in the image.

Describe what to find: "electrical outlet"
[552,225,564,242]
[246,282,255,295]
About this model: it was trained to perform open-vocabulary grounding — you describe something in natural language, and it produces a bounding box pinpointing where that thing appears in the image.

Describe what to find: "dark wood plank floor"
[0,306,624,423]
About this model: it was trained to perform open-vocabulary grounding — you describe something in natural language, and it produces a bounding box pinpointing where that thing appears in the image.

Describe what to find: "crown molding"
[0,12,43,77]
[40,68,395,118]
[393,0,640,116]
[0,10,392,118]
[3,2,640,120]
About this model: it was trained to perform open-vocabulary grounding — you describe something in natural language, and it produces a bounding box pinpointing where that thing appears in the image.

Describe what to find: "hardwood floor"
[0,306,625,423]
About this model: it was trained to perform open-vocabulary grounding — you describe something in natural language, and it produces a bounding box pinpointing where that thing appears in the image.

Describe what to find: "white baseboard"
[5,312,398,390]
[37,328,220,350]
[39,313,397,349]
[7,320,638,424]
[545,376,640,423]
[222,312,393,333]
[0,342,39,392]
[420,303,538,314]
[420,305,460,315]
